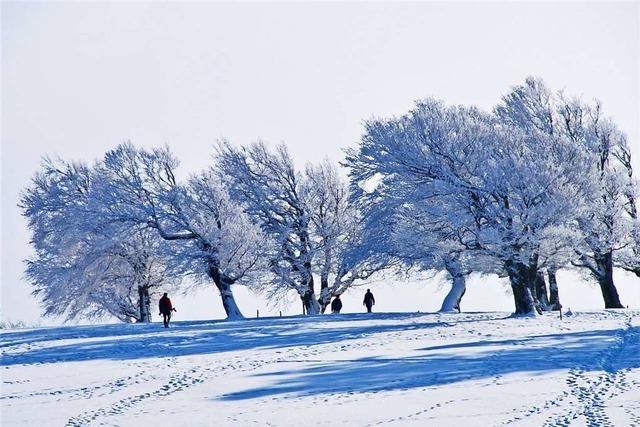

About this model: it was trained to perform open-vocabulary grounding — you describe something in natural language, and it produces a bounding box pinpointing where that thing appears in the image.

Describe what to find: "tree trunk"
[137,285,152,323]
[534,271,550,311]
[208,264,244,319]
[547,268,561,311]
[218,279,244,319]
[527,256,543,315]
[594,251,624,309]
[302,287,320,315]
[318,275,330,314]
[440,258,467,313]
[300,268,320,315]
[505,260,538,316]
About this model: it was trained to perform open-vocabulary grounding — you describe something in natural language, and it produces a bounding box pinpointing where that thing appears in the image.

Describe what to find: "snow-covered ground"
[2,310,639,426]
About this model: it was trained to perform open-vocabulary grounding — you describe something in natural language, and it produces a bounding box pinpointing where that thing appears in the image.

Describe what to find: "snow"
[2,310,639,426]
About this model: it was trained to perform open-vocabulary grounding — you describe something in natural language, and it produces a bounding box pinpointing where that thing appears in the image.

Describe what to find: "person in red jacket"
[158,293,176,328]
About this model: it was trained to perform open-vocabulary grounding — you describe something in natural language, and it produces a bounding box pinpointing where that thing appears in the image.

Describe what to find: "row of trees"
[21,77,638,322]
[21,142,386,321]
[347,77,638,314]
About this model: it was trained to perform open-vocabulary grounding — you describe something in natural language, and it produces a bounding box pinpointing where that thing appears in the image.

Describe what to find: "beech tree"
[556,96,636,307]
[94,143,269,319]
[21,157,178,323]
[305,161,389,312]
[347,79,593,316]
[346,102,495,313]
[347,156,475,313]
[216,141,321,314]
[217,142,386,314]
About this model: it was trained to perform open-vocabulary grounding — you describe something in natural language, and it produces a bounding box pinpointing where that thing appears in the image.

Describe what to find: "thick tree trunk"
[302,281,320,315]
[534,271,550,311]
[300,267,320,315]
[527,257,543,315]
[547,268,561,311]
[440,258,467,313]
[594,251,624,309]
[505,260,538,316]
[208,264,244,319]
[218,280,244,319]
[137,285,152,323]
[302,292,320,315]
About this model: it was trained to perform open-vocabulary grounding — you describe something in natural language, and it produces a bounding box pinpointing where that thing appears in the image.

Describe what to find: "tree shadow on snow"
[1,312,498,366]
[217,325,640,400]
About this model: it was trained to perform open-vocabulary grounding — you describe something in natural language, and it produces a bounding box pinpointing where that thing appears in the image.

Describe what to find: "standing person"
[331,295,343,314]
[158,293,176,328]
[363,289,375,313]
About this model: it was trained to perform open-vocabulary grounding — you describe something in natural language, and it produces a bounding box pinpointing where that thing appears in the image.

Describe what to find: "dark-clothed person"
[158,293,176,328]
[363,289,375,313]
[331,296,343,314]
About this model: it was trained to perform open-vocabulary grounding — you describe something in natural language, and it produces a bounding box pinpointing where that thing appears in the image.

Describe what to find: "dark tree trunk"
[137,285,152,323]
[301,274,320,315]
[527,258,543,315]
[535,271,550,311]
[208,264,244,319]
[594,251,624,309]
[505,260,538,316]
[547,268,561,311]
[319,275,330,314]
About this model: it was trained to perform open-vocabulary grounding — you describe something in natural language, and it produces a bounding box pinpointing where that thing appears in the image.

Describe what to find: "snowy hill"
[2,311,639,426]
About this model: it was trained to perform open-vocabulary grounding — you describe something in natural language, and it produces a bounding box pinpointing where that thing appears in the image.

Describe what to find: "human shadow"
[218,326,640,401]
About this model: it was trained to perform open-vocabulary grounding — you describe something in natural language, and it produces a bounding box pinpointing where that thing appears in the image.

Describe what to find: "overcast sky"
[2,1,639,325]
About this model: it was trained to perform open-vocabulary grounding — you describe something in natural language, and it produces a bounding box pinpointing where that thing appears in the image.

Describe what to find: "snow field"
[1,310,639,426]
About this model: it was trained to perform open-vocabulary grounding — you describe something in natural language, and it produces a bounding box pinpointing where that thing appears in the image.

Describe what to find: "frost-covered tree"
[346,150,475,313]
[217,142,386,315]
[216,141,321,314]
[347,80,593,316]
[21,157,177,323]
[491,78,598,313]
[347,101,507,313]
[607,132,639,279]
[94,143,268,319]
[393,209,477,313]
[305,161,389,312]
[556,96,637,307]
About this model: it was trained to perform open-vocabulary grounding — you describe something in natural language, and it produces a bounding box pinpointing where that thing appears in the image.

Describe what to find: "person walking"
[363,289,375,313]
[158,293,176,328]
[331,295,343,314]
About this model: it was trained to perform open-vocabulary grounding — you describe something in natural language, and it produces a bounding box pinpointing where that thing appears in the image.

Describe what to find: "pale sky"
[2,1,639,325]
